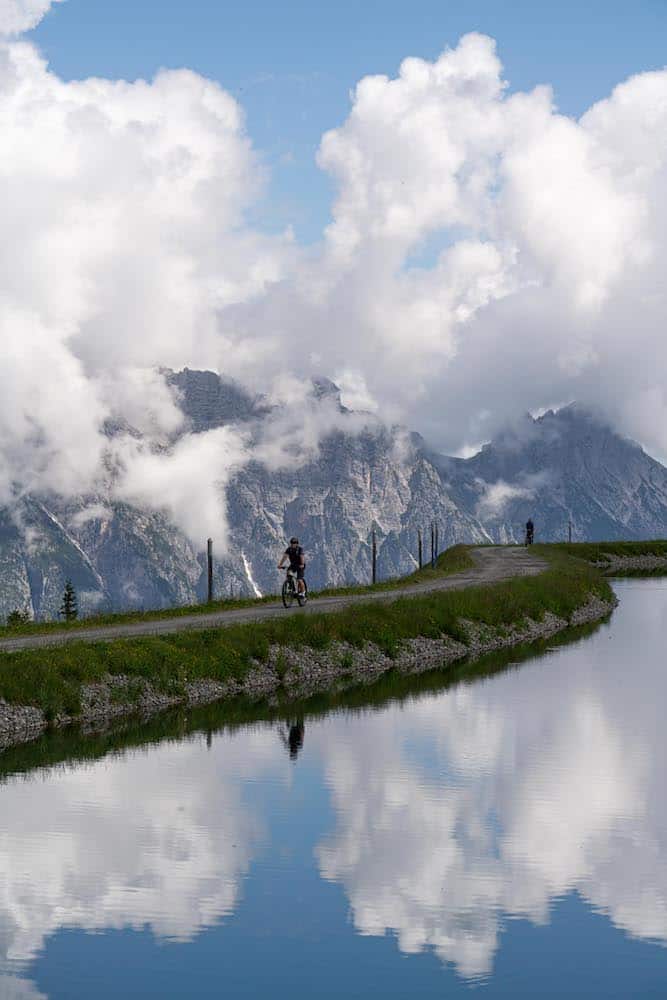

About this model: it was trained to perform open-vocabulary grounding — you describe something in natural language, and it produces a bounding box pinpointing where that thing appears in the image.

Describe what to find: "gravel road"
[0,546,547,654]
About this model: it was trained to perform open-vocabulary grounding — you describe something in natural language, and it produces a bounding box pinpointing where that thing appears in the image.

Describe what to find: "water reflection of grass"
[0,546,611,721]
[607,567,667,578]
[0,614,609,784]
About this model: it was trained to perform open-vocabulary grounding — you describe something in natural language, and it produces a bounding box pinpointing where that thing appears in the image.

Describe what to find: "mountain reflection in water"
[1,579,666,997]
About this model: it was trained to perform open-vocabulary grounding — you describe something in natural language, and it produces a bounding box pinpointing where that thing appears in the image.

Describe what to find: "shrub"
[6,609,31,628]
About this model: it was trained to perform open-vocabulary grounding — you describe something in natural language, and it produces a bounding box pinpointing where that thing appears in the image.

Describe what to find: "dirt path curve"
[0,546,547,654]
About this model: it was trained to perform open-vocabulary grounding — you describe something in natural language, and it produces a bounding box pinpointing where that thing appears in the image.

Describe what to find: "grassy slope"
[0,545,611,720]
[549,540,667,566]
[0,617,604,781]
[0,545,475,638]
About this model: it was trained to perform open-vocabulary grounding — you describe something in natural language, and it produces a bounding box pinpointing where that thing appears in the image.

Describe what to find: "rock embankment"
[0,593,614,751]
[595,554,667,574]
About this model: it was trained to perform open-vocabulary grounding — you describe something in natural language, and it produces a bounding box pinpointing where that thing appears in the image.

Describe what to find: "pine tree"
[6,608,30,627]
[60,580,78,622]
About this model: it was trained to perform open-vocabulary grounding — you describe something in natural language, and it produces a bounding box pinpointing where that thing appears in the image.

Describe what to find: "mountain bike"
[282,568,308,608]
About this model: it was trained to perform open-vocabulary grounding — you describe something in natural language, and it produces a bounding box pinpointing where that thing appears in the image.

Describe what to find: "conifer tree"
[6,608,30,627]
[60,579,78,622]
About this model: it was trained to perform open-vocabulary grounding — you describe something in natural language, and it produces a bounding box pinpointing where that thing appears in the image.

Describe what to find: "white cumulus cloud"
[0,29,294,541]
[313,589,666,980]
[0,0,59,35]
[1,13,667,542]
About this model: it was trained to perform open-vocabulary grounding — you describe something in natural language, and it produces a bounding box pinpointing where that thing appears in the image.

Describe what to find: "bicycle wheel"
[297,582,308,607]
[282,579,294,609]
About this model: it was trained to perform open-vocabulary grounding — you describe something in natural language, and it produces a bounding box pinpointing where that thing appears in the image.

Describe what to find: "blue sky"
[31,0,667,242]
[4,0,667,521]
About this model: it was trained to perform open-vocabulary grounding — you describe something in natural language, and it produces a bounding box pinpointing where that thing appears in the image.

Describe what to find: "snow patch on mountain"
[242,552,263,599]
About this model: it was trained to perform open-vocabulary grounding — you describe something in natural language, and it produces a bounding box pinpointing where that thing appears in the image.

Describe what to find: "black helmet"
[289,536,299,544]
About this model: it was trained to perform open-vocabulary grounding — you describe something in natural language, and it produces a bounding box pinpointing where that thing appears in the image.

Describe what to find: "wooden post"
[430,522,435,568]
[418,529,423,569]
[372,528,377,585]
[568,519,572,543]
[435,524,439,561]
[207,538,213,603]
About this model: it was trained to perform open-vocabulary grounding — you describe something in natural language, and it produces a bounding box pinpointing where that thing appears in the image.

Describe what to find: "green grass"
[314,543,475,596]
[547,540,667,565]
[0,615,604,783]
[0,545,611,720]
[0,544,475,637]
[0,590,279,638]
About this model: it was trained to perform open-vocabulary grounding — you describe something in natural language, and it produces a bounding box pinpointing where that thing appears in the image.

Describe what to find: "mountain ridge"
[1,370,666,620]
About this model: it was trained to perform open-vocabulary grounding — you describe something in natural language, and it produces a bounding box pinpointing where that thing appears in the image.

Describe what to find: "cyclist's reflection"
[279,718,305,760]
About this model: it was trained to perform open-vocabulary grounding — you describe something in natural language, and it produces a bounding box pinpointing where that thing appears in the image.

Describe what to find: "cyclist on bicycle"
[278,537,306,596]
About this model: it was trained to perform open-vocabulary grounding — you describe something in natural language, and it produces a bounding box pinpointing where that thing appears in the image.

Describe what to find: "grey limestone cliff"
[1,375,666,621]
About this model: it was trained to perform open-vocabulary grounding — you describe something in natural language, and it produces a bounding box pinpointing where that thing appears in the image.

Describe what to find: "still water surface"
[1,579,666,998]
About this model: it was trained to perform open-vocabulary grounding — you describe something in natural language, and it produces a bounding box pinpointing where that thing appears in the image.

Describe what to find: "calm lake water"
[1,578,667,998]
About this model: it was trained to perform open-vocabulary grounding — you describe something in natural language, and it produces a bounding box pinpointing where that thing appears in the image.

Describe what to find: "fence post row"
[207,538,213,603]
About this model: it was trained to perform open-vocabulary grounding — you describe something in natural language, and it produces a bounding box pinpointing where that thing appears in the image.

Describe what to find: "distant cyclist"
[278,537,306,597]
[525,518,534,546]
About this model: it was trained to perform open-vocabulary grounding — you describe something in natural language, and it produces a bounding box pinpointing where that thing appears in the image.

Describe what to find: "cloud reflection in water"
[315,584,667,979]
[0,582,665,994]
[0,726,287,992]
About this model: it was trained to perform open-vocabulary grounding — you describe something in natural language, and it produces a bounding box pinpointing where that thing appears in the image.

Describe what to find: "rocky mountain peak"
[310,377,347,410]
[165,368,266,432]
[1,380,667,621]
[458,404,667,543]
